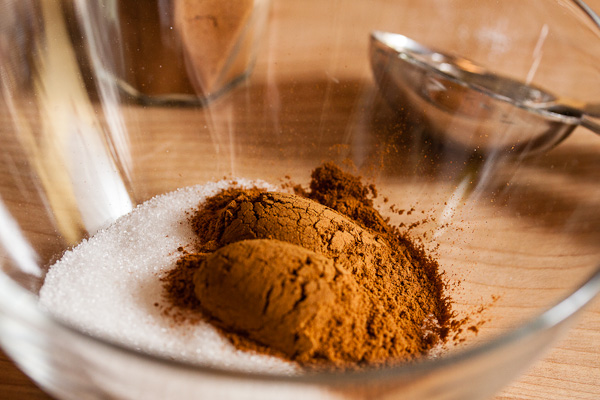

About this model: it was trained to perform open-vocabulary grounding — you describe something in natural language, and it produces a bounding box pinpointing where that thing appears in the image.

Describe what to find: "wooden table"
[1,0,599,399]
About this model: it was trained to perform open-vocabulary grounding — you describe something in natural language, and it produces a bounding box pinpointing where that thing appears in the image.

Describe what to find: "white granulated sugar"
[39,180,300,374]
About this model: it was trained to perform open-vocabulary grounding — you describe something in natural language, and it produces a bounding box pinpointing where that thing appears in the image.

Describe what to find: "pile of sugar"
[39,180,300,374]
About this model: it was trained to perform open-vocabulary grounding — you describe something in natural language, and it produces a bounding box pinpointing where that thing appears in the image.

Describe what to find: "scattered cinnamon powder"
[161,163,461,369]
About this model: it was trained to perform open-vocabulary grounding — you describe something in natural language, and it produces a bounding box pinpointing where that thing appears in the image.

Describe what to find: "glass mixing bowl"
[1,0,599,399]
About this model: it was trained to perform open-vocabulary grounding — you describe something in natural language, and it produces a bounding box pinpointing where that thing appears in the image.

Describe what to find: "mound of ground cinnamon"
[163,163,453,369]
[195,239,369,366]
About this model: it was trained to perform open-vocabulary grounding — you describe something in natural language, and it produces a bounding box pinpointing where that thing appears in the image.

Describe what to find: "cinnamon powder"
[162,163,456,369]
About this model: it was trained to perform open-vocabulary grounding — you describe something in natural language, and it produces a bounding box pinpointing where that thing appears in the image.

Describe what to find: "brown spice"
[162,163,456,369]
[195,239,370,366]
[175,0,256,96]
[116,0,256,98]
[162,253,204,311]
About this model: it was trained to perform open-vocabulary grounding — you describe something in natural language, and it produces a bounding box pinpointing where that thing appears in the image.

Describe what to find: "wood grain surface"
[1,0,599,399]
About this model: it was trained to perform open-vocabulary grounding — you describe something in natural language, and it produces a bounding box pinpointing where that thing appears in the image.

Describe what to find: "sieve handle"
[581,103,600,119]
[580,115,600,135]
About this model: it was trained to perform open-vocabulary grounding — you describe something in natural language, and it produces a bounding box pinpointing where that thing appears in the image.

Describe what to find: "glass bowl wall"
[1,0,599,399]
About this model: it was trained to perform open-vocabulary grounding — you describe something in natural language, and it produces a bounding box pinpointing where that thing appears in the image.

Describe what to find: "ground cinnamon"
[115,0,257,100]
[162,163,455,369]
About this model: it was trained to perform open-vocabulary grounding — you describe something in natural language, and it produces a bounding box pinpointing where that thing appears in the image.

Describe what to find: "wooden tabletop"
[1,0,600,399]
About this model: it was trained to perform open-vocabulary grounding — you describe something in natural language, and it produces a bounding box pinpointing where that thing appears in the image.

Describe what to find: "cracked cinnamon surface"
[163,163,453,369]
[194,239,368,366]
